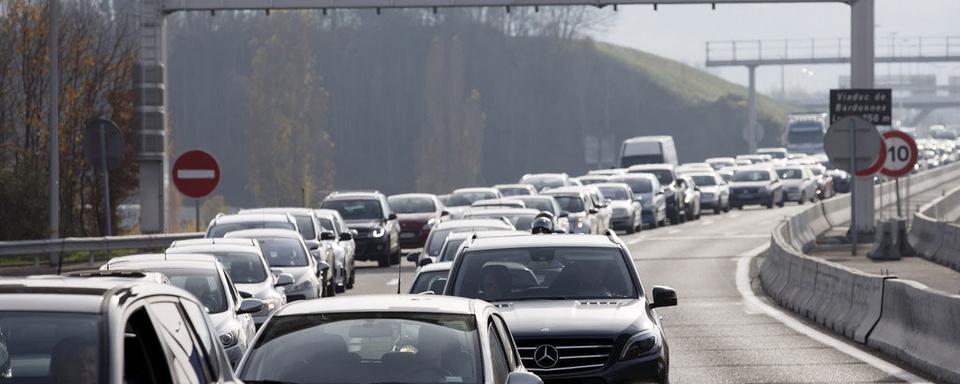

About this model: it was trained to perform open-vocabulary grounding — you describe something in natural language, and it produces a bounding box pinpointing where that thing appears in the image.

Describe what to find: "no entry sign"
[879,130,919,178]
[173,150,220,198]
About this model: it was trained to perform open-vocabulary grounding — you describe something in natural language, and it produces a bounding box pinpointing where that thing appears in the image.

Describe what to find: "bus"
[786,113,828,155]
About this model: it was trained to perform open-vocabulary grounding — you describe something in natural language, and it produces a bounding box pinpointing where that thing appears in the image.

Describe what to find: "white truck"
[619,136,678,167]
[785,113,829,155]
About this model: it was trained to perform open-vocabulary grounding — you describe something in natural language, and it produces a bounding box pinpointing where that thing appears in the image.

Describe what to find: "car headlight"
[620,330,662,361]
[371,226,386,238]
[219,329,239,348]
[289,279,314,293]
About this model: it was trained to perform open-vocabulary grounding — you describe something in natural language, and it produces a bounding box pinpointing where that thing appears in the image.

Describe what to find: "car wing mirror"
[316,260,330,276]
[320,231,336,241]
[237,299,265,315]
[651,286,678,308]
[406,252,421,263]
[418,258,433,267]
[388,213,398,221]
[238,291,253,299]
[275,273,295,287]
[506,372,543,384]
[588,208,598,215]
[339,232,353,241]
[305,239,321,251]
[558,211,570,218]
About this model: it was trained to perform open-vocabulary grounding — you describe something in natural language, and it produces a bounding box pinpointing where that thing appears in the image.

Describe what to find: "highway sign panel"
[823,116,884,175]
[829,89,892,125]
[82,118,124,171]
[879,130,918,177]
[172,150,220,198]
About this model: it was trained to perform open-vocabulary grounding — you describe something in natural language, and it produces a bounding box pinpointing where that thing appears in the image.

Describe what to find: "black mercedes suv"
[320,191,401,267]
[444,231,678,384]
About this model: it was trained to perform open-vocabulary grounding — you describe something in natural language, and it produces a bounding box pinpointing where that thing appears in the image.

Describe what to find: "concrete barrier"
[845,272,889,344]
[867,279,960,383]
[909,213,944,258]
[934,224,960,271]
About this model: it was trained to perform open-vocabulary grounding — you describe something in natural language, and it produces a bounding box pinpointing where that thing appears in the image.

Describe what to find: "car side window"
[179,299,221,379]
[149,301,213,384]
[491,315,518,370]
[123,306,173,384]
[222,272,240,307]
[380,197,393,218]
[487,323,510,384]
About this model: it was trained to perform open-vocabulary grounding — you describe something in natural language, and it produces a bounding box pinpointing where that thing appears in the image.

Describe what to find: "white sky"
[591,0,960,97]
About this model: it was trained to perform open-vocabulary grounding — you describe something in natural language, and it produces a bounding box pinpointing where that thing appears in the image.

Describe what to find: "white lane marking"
[637,235,768,241]
[666,228,681,235]
[735,246,930,383]
[728,212,740,218]
[176,169,215,179]
[628,236,646,245]
[386,278,399,286]
[700,218,714,226]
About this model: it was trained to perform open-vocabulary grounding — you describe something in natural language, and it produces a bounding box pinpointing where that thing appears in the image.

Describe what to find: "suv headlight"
[371,226,386,238]
[620,330,662,361]
[219,329,239,348]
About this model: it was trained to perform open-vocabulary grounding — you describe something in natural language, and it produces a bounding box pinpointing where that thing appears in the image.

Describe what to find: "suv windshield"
[240,313,481,384]
[611,177,653,194]
[0,312,101,383]
[175,250,268,284]
[778,169,804,180]
[633,169,673,185]
[691,175,717,186]
[446,191,497,207]
[551,195,584,213]
[520,175,564,191]
[322,199,383,220]
[440,238,468,262]
[733,170,771,182]
[515,197,556,214]
[388,196,436,214]
[597,186,630,201]
[256,237,310,267]
[208,221,295,238]
[498,187,529,196]
[451,247,637,302]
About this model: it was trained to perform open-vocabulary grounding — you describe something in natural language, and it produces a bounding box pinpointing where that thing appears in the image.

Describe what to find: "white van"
[619,136,678,167]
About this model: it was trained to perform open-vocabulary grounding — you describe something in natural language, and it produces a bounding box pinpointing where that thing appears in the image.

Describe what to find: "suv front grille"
[516,338,614,374]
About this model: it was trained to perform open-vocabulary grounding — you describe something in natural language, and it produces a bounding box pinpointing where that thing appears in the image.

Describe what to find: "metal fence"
[0,232,204,271]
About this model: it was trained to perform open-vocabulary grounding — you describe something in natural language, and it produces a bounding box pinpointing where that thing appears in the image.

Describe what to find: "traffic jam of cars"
[13,133,960,384]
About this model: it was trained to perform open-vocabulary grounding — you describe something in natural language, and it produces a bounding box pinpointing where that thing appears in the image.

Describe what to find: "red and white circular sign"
[172,150,220,198]
[879,130,918,177]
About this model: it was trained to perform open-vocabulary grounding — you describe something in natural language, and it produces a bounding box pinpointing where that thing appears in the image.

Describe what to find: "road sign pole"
[895,177,902,217]
[849,118,857,255]
[99,124,111,236]
[195,199,201,233]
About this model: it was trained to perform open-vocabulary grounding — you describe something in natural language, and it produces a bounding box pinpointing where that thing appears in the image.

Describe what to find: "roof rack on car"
[604,229,620,244]
[66,270,148,278]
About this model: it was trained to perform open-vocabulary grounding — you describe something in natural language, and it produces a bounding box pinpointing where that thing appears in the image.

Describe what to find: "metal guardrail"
[0,233,204,257]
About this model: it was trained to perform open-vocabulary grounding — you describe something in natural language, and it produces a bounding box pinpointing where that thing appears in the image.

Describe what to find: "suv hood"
[345,219,384,229]
[396,213,435,222]
[780,179,806,187]
[730,181,772,189]
[496,299,653,338]
[607,200,634,210]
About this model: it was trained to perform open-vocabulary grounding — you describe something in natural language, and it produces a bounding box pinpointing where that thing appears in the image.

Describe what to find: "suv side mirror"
[441,210,450,216]
[238,291,253,299]
[418,258,433,267]
[320,231,336,241]
[275,273,295,287]
[651,286,678,308]
[237,299,265,315]
[558,211,570,218]
[588,208,598,215]
[339,232,353,241]
[305,239,321,251]
[506,372,543,384]
[406,252,421,263]
[388,213,398,220]
[316,260,330,276]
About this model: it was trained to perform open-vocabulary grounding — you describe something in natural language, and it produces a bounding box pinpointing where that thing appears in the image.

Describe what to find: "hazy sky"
[592,0,960,97]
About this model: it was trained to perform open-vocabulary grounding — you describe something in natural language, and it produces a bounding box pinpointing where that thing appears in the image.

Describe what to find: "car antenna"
[396,252,403,295]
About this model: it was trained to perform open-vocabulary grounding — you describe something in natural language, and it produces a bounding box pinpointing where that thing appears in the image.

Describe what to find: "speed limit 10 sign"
[879,130,918,177]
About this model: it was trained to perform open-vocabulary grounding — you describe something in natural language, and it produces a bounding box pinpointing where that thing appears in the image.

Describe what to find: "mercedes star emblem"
[534,344,560,368]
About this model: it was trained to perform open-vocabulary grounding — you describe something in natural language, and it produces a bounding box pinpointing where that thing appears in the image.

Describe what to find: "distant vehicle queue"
[8,133,958,384]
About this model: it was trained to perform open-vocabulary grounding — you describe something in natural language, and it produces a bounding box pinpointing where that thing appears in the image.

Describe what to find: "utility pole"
[850,0,876,242]
[48,0,60,266]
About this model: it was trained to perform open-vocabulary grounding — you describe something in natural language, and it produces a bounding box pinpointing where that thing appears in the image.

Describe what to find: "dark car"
[320,191,401,267]
[387,193,445,249]
[729,167,785,209]
[236,295,543,384]
[444,233,678,384]
[627,164,686,224]
[0,276,242,384]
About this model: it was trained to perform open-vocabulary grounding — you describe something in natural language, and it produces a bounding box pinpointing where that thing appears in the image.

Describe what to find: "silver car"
[775,166,818,204]
[166,238,293,326]
[205,213,299,238]
[315,208,357,292]
[225,229,325,302]
[594,182,643,233]
[103,254,262,367]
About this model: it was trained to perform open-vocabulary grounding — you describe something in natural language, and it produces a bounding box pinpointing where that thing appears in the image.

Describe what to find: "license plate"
[400,232,416,239]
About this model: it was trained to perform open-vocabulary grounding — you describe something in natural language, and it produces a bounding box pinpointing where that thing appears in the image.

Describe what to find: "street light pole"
[48,0,60,266]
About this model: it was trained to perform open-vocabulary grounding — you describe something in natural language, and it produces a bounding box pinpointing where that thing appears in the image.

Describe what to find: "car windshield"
[322,199,383,220]
[758,151,786,159]
[497,187,529,196]
[208,221,296,238]
[691,175,717,186]
[635,169,673,185]
[388,196,437,214]
[427,227,501,256]
[551,195,584,213]
[240,313,481,384]
[620,154,663,167]
[733,170,771,182]
[446,191,496,207]
[778,169,804,180]
[155,268,230,313]
[0,312,101,383]
[520,175,564,190]
[452,247,637,302]
[597,186,630,201]
[516,198,556,214]
[256,237,310,267]
[181,251,269,284]
[440,238,468,262]
[611,177,653,194]
[318,217,336,232]
[411,270,450,294]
